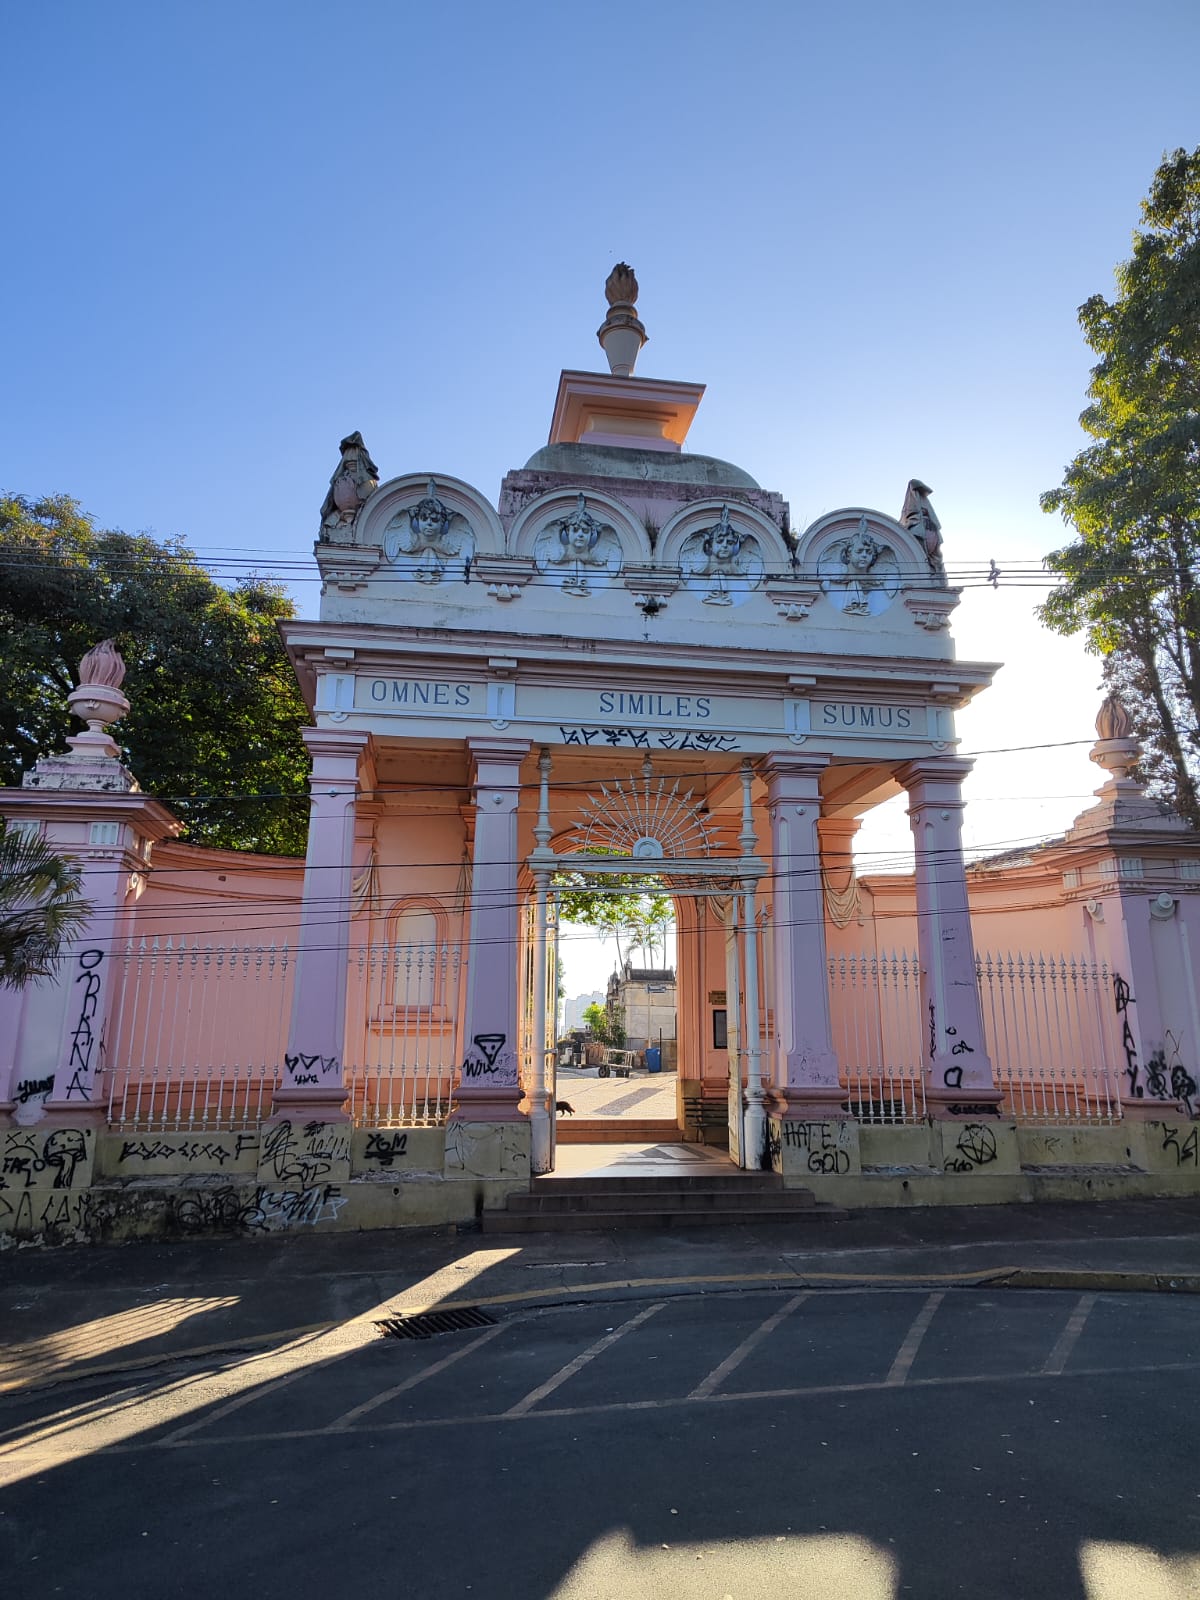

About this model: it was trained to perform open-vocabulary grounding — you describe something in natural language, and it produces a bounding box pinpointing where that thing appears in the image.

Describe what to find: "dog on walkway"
[555,1100,576,1116]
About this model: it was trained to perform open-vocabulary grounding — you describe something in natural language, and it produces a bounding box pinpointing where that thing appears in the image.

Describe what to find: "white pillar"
[274,728,370,1121]
[899,758,999,1113]
[740,878,766,1168]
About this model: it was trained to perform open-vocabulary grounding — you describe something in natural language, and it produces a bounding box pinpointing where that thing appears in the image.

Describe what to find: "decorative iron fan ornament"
[568,756,719,861]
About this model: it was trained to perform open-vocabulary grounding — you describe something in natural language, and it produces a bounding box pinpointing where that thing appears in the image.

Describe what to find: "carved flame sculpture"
[78,639,127,690]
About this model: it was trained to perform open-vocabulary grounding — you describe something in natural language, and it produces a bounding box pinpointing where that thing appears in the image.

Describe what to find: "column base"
[770,1085,851,1119]
[452,1084,527,1123]
[267,1086,350,1123]
[925,1085,1004,1119]
[40,1099,109,1130]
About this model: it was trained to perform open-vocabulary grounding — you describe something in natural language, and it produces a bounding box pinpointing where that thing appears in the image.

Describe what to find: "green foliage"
[1039,147,1200,825]
[0,818,91,989]
[0,494,310,854]
[555,855,674,969]
[581,1000,625,1049]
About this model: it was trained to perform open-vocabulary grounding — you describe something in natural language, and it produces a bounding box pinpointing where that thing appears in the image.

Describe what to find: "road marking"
[885,1292,944,1386]
[1042,1292,1098,1375]
[689,1293,810,1399]
[325,1323,505,1431]
[503,1301,665,1417]
[88,1355,1200,1453]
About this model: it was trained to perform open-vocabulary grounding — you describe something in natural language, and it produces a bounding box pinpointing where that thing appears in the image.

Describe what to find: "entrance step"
[556,1118,679,1144]
[483,1173,842,1233]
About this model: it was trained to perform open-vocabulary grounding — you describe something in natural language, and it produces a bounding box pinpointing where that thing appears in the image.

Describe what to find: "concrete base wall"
[1,1118,529,1246]
[4,1115,1199,1246]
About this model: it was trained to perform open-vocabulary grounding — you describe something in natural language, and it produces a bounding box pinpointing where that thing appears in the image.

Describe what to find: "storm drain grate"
[376,1306,499,1340]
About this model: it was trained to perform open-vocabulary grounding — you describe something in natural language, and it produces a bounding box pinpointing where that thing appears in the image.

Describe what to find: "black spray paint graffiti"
[942,1025,975,1090]
[782,1120,850,1176]
[1,1129,88,1190]
[461,1033,509,1081]
[118,1134,259,1167]
[172,1183,347,1234]
[1163,1032,1198,1116]
[13,1075,54,1105]
[558,725,741,753]
[363,1132,409,1167]
[64,948,105,1098]
[928,1003,937,1061]
[0,1187,92,1237]
[1114,974,1140,1096]
[1162,1126,1199,1167]
[944,1122,998,1173]
[174,1188,262,1233]
[284,1051,339,1087]
[262,1120,350,1186]
[946,1103,1000,1118]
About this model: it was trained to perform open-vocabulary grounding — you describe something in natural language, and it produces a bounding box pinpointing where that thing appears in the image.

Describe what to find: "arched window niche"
[373,895,459,1026]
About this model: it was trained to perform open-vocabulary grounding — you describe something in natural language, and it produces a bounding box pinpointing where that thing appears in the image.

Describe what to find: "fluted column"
[273,728,371,1121]
[453,739,530,1122]
[763,754,842,1114]
[899,758,999,1113]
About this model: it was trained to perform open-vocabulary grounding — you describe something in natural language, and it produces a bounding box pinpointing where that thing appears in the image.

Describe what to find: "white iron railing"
[828,951,927,1122]
[104,938,291,1130]
[343,940,465,1126]
[976,952,1122,1123]
[828,947,1124,1124]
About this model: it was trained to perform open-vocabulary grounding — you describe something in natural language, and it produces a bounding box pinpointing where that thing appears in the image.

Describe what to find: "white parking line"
[885,1293,944,1386]
[503,1302,665,1418]
[325,1323,505,1431]
[689,1293,810,1399]
[1042,1292,1097,1375]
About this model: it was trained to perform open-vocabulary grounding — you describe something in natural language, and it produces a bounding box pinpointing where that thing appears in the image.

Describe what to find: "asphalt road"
[3,1285,1199,1598]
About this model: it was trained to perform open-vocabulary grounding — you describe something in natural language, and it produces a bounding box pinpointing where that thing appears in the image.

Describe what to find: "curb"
[5,1263,1200,1399]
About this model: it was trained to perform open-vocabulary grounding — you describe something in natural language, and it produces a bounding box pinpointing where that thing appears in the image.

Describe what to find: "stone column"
[763,753,842,1114]
[453,739,530,1122]
[1,795,181,1129]
[899,758,1000,1113]
[273,728,371,1121]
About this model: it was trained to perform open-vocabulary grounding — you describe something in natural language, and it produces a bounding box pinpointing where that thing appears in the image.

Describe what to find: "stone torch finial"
[597,262,647,376]
[67,639,131,759]
[1091,690,1141,785]
[78,638,127,691]
[1096,691,1134,742]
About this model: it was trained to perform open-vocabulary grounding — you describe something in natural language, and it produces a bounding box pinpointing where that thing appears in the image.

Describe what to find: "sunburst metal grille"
[568,761,721,861]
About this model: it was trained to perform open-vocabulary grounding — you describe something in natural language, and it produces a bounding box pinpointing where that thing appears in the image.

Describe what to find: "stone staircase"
[555,1118,680,1144]
[483,1171,841,1232]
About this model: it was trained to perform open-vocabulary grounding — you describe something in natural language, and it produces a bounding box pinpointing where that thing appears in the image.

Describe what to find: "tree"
[0,819,90,988]
[555,855,674,970]
[1039,147,1200,825]
[582,999,625,1049]
[0,495,310,854]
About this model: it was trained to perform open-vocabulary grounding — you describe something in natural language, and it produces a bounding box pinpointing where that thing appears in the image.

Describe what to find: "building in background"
[607,966,677,1052]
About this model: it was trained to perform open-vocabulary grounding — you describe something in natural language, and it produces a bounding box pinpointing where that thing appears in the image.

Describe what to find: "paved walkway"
[555,1066,678,1120]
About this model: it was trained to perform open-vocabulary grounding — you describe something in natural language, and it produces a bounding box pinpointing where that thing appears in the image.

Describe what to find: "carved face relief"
[534,495,622,596]
[680,511,763,607]
[818,519,901,617]
[383,484,475,584]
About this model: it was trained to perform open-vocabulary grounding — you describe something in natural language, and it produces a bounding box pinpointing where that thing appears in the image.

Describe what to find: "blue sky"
[4,1,1199,959]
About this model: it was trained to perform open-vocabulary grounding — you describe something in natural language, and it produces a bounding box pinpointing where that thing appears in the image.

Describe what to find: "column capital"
[897,756,975,791]
[301,726,371,765]
[762,752,832,781]
[467,737,531,769]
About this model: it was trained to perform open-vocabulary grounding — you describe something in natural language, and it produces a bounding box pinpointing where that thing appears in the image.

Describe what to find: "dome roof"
[522,440,760,490]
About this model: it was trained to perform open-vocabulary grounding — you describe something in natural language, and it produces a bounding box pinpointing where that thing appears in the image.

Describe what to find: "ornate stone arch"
[509,487,648,594]
[356,472,506,564]
[657,499,789,610]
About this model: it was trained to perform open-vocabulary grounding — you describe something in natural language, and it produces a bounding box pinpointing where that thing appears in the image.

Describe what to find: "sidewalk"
[3,1196,1200,1397]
